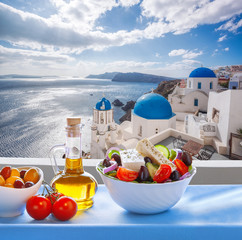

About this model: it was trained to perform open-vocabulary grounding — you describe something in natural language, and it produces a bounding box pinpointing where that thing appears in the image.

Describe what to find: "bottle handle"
[49,144,65,175]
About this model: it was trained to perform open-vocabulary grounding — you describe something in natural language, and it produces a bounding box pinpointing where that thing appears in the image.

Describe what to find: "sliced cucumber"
[169,149,177,160]
[108,150,120,159]
[146,162,159,179]
[155,144,170,159]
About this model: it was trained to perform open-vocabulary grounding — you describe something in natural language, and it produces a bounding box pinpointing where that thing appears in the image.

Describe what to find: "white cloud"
[0,3,144,53]
[0,0,241,77]
[49,0,118,32]
[160,59,202,77]
[118,0,140,7]
[218,35,227,42]
[155,53,161,58]
[216,18,242,32]
[212,49,219,56]
[168,49,187,57]
[0,0,241,56]
[141,0,242,35]
[168,49,203,59]
[183,50,203,59]
[106,60,160,69]
[224,47,229,51]
[0,45,74,63]
[0,45,78,76]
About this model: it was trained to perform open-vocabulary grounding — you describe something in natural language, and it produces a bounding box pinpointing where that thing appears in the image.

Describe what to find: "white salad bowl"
[0,166,44,217]
[97,162,196,214]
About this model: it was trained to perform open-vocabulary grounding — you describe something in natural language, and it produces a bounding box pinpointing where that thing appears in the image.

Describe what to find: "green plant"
[236,128,242,135]
[219,82,229,88]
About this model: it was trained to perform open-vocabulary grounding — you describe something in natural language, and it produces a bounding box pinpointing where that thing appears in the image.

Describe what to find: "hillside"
[112,72,175,83]
[86,72,176,83]
[86,72,119,79]
[153,79,181,98]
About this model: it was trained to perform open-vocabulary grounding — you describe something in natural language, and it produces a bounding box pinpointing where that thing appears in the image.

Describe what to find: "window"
[198,82,201,89]
[138,126,142,137]
[210,82,213,89]
[194,98,198,107]
[212,108,220,123]
[189,81,191,88]
[100,113,104,124]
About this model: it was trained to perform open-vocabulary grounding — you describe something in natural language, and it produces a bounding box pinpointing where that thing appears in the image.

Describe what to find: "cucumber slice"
[108,150,120,159]
[146,162,159,179]
[170,149,177,160]
[155,145,170,159]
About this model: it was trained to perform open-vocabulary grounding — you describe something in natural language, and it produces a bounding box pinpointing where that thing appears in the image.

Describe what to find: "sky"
[0,0,241,78]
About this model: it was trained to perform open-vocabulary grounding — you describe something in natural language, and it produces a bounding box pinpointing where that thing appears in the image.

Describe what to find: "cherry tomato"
[52,196,77,221]
[153,164,172,183]
[116,167,139,182]
[46,192,64,204]
[174,159,188,176]
[26,195,52,220]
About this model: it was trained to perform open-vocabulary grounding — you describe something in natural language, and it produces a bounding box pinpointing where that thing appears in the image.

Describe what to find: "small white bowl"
[0,166,43,217]
[97,162,196,214]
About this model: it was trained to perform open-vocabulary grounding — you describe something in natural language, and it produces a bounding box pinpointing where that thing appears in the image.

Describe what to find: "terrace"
[1,125,241,185]
[1,129,242,239]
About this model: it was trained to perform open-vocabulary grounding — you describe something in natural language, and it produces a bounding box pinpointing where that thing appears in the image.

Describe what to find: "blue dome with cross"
[189,67,216,78]
[133,92,175,119]
[96,97,112,111]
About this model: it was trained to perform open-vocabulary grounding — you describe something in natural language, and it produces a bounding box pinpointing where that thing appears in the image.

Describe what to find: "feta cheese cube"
[120,149,145,172]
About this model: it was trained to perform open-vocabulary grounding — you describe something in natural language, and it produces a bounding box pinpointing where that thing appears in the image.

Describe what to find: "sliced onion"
[179,172,191,180]
[103,161,118,174]
[175,149,183,160]
[106,147,121,161]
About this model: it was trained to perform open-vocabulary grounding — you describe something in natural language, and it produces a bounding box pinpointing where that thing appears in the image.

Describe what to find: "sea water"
[0,78,157,157]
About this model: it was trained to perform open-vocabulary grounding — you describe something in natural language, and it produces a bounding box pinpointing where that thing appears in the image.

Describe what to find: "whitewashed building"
[185,90,242,155]
[168,67,218,120]
[90,92,176,158]
[90,97,121,158]
[229,73,242,89]
[120,92,176,149]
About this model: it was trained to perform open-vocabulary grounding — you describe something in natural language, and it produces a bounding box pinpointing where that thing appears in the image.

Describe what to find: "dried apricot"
[10,168,20,177]
[6,176,23,185]
[24,168,39,184]
[4,182,14,188]
[0,175,5,186]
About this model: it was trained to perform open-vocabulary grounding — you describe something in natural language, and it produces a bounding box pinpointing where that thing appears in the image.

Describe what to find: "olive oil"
[50,118,97,210]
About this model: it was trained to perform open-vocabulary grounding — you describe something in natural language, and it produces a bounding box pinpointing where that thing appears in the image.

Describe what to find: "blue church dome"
[133,93,175,119]
[96,97,111,110]
[189,67,216,78]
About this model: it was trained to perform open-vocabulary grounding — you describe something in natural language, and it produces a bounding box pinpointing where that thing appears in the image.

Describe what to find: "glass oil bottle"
[50,117,97,210]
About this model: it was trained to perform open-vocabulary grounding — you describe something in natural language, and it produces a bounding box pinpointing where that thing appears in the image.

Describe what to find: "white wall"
[189,77,218,95]
[171,90,208,113]
[131,113,176,140]
[175,111,190,121]
[207,90,242,153]
[185,115,201,138]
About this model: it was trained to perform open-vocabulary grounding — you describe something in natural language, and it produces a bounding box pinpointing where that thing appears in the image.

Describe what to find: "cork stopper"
[66,118,81,137]
[67,117,81,126]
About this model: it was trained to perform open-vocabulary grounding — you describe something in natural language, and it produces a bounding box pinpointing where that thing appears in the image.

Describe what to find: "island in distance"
[86,72,176,83]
